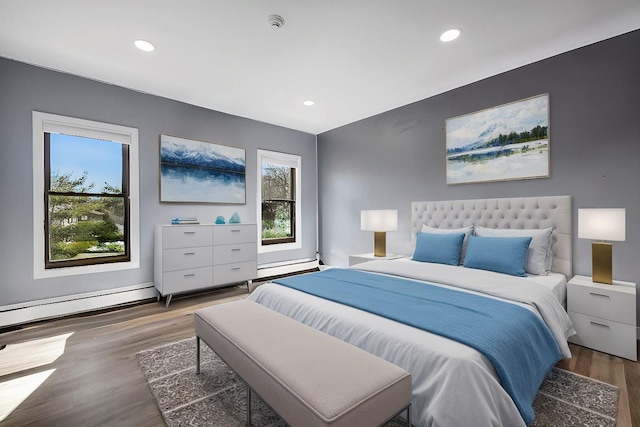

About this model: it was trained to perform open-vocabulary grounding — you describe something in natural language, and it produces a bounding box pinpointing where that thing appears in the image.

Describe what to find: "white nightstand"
[348,253,403,267]
[567,275,637,361]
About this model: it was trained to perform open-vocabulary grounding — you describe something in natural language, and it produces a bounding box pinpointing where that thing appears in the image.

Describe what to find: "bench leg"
[196,336,201,375]
[406,403,412,427]
[246,383,252,426]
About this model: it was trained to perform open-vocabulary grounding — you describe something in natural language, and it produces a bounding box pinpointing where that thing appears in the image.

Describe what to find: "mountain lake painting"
[446,94,549,184]
[160,135,246,203]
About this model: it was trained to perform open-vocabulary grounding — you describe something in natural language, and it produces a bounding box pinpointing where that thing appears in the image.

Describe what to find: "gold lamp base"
[373,231,387,257]
[592,242,612,284]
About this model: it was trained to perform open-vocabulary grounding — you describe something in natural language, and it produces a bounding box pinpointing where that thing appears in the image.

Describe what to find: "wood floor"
[0,286,638,427]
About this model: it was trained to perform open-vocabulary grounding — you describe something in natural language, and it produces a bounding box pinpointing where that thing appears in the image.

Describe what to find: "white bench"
[195,299,412,426]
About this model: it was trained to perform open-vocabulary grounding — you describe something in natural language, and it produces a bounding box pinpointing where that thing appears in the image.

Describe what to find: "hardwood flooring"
[0,286,638,427]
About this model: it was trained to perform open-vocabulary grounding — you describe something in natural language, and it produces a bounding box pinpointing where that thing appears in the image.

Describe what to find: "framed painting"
[446,94,550,185]
[160,135,246,203]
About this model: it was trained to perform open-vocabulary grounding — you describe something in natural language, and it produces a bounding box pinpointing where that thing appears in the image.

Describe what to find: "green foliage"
[48,171,125,261]
[51,240,97,260]
[86,241,125,253]
[262,219,292,239]
[488,125,548,147]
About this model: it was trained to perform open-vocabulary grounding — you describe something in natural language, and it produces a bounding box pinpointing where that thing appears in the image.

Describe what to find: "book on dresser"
[154,223,257,306]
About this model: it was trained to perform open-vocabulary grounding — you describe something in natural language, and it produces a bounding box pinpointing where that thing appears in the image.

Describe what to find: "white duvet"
[247,259,575,427]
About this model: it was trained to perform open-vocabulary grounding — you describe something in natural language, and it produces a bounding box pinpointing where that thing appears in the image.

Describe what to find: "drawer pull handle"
[231,229,241,232]
[589,292,610,298]
[232,267,241,271]
[184,231,196,234]
[590,321,610,328]
[184,273,195,277]
[231,248,241,252]
[184,252,195,255]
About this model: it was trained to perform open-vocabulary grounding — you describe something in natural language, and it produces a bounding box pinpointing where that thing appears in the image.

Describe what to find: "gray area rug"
[137,338,618,427]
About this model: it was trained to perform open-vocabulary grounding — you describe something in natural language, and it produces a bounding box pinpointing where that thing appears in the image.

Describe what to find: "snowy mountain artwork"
[445,94,550,184]
[160,135,245,203]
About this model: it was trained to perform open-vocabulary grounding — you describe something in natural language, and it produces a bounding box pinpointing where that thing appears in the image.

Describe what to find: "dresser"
[567,275,637,361]
[154,224,257,306]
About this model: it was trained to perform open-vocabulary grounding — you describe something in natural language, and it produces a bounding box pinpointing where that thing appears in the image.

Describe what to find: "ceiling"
[1,1,639,135]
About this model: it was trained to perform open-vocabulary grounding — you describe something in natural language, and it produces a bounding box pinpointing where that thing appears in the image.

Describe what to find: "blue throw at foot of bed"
[273,268,561,426]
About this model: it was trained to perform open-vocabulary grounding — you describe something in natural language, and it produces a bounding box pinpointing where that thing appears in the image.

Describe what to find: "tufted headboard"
[411,196,572,278]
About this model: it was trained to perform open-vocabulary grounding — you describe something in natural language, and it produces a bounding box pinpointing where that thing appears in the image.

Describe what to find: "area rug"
[137,338,618,427]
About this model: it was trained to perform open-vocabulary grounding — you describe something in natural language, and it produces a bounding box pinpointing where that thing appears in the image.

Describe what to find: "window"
[33,112,140,278]
[257,150,301,253]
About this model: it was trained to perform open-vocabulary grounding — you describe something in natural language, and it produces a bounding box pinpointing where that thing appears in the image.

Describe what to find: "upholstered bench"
[194,299,412,427]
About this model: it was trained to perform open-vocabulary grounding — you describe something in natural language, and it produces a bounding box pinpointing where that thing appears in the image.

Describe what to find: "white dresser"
[567,275,637,361]
[154,224,257,306]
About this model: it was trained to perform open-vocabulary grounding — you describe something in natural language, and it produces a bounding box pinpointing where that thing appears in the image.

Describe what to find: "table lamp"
[361,210,398,257]
[578,208,626,284]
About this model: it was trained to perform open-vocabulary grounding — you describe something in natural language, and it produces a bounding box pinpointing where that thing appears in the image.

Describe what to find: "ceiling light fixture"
[267,14,285,30]
[134,40,155,52]
[303,100,315,106]
[439,29,462,42]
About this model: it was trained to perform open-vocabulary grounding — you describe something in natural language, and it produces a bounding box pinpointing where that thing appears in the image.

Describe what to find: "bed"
[247,196,576,427]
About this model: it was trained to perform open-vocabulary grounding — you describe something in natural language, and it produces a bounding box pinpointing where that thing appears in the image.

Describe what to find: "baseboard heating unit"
[0,282,157,328]
[256,257,319,280]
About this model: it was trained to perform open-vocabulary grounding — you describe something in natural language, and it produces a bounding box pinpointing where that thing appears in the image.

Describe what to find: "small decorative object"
[215,216,226,224]
[446,94,549,184]
[229,212,241,224]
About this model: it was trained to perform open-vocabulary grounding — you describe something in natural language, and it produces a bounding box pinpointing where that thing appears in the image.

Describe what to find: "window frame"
[257,149,302,253]
[33,112,140,279]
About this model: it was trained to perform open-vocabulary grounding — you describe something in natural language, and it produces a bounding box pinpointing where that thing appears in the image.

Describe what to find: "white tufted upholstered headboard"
[412,196,572,278]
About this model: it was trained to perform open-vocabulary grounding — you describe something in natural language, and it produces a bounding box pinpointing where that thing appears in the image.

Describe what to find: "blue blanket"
[273,268,561,425]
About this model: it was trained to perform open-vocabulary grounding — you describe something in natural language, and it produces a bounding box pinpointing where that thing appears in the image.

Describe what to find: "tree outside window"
[45,133,130,268]
[261,163,295,244]
[257,149,302,252]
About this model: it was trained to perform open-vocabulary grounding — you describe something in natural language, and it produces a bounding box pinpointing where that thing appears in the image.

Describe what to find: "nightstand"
[348,253,403,267]
[567,275,637,361]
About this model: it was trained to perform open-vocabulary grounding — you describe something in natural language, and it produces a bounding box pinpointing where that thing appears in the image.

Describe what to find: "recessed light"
[134,40,155,52]
[303,100,315,106]
[439,29,462,42]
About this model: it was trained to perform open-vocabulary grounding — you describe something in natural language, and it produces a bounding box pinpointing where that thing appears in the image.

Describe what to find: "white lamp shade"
[361,210,398,232]
[578,208,626,241]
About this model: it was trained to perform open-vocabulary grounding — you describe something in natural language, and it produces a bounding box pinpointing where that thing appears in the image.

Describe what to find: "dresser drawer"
[162,226,213,249]
[214,261,256,285]
[213,243,256,265]
[213,225,256,245]
[160,267,214,295]
[162,246,213,272]
[568,311,637,361]
[568,284,635,325]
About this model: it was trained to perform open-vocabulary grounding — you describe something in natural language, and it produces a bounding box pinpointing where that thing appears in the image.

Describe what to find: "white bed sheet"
[247,260,574,427]
[525,271,567,306]
[249,283,526,427]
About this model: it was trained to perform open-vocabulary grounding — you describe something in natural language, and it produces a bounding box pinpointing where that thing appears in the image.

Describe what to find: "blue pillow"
[463,235,532,277]
[412,232,465,266]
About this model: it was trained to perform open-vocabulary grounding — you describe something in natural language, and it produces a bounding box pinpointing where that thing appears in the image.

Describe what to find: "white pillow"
[473,226,553,275]
[421,225,474,265]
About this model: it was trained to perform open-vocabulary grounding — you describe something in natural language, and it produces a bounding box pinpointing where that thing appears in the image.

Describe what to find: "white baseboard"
[256,258,319,280]
[0,282,157,328]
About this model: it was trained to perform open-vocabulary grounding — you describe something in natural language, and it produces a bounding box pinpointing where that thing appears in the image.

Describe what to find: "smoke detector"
[267,14,285,30]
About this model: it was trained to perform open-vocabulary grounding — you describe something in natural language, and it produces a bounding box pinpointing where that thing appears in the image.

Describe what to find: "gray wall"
[317,30,640,324]
[0,58,317,306]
